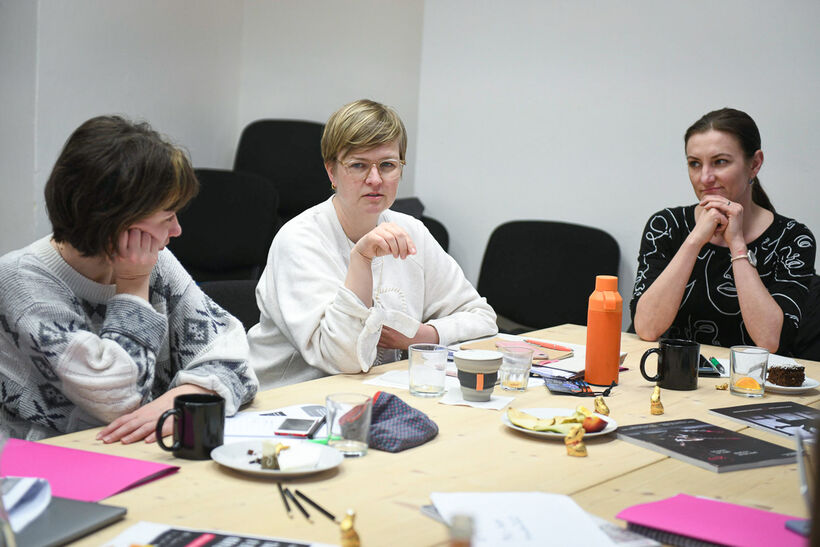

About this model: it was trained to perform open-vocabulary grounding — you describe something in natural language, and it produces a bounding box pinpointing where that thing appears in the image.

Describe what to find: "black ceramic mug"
[156,393,225,460]
[640,339,700,391]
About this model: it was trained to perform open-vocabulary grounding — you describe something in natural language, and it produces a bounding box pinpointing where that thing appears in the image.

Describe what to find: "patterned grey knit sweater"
[0,236,258,440]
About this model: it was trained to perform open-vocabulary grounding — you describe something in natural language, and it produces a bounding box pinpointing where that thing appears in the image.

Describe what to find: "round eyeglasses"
[339,158,405,182]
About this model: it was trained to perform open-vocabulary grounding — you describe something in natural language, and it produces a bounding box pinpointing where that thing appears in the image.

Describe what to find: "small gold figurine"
[593,396,610,416]
[340,508,360,547]
[716,382,729,390]
[650,385,664,415]
[565,424,587,457]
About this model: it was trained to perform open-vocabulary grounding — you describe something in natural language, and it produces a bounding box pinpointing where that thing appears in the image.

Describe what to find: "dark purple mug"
[156,394,225,460]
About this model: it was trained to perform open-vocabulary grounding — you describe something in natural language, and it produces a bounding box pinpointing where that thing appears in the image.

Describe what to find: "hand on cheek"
[111,229,159,298]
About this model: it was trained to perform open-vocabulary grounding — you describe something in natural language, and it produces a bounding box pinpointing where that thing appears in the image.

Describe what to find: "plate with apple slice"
[502,407,617,439]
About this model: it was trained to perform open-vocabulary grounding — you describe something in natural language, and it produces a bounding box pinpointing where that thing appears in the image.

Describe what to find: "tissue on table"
[261,441,321,471]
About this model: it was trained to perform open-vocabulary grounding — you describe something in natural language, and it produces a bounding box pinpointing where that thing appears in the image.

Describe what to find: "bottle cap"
[595,275,618,292]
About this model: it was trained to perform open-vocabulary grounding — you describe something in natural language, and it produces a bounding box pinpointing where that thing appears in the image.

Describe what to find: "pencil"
[295,489,337,523]
[525,339,573,353]
[277,482,292,518]
[285,487,312,522]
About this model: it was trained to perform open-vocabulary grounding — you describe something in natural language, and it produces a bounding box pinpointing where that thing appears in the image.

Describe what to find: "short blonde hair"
[321,99,407,163]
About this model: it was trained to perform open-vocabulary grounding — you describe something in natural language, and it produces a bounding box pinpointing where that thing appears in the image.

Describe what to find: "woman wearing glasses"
[631,108,815,353]
[248,99,497,387]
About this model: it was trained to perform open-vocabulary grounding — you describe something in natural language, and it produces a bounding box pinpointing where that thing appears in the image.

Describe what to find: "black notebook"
[709,401,820,439]
[617,418,796,473]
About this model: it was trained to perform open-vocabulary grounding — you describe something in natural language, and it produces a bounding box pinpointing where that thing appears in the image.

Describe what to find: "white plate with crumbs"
[501,407,617,439]
[764,377,820,394]
[211,440,343,478]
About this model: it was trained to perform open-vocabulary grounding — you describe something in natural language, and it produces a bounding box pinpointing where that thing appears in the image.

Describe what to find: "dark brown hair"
[45,115,199,257]
[685,108,774,213]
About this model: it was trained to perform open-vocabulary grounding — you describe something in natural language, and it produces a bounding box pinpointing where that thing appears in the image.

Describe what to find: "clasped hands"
[692,195,746,250]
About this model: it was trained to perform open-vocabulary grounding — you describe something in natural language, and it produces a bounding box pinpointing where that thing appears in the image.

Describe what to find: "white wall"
[2,0,818,316]
[0,0,38,253]
[237,0,424,194]
[415,0,820,316]
[0,0,245,254]
[0,0,425,255]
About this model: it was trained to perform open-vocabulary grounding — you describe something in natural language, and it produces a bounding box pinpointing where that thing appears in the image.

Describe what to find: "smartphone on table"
[274,416,326,438]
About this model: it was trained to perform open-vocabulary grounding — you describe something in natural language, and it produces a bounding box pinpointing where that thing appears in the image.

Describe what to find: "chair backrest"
[234,119,331,226]
[390,198,449,253]
[794,275,820,360]
[169,168,279,282]
[199,279,260,331]
[477,220,620,330]
[421,215,449,253]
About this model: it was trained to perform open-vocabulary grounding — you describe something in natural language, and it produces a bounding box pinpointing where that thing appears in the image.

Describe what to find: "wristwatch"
[730,249,757,267]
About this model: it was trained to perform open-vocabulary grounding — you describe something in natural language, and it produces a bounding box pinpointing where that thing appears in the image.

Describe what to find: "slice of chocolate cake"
[766,364,805,387]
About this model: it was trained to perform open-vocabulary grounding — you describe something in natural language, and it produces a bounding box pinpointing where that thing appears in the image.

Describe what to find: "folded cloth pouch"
[369,391,439,453]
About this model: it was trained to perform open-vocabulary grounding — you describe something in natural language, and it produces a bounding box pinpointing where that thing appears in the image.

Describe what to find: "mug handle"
[156,408,181,452]
[640,348,662,381]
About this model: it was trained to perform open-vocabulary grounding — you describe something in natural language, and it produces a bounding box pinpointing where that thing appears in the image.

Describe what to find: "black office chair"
[391,197,450,253]
[477,220,620,333]
[234,119,330,229]
[169,169,279,282]
[421,215,449,253]
[794,275,820,360]
[200,279,260,331]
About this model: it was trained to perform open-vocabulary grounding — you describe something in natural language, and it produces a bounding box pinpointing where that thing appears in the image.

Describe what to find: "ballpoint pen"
[709,357,726,375]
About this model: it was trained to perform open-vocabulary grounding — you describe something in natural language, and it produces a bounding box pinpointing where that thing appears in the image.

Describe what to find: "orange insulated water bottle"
[585,275,622,386]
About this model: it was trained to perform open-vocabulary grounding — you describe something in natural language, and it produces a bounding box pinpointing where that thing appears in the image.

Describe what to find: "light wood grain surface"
[43,324,818,546]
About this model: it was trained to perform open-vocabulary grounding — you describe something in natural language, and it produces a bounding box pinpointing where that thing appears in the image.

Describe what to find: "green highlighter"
[308,435,341,445]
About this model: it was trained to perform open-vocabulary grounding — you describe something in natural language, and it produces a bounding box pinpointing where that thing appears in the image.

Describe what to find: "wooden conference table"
[47,324,817,546]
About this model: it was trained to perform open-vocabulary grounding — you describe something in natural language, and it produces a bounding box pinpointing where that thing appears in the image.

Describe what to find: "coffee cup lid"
[454,349,503,361]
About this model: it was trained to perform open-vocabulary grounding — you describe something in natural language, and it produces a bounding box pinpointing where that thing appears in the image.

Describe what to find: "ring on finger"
[726,200,731,206]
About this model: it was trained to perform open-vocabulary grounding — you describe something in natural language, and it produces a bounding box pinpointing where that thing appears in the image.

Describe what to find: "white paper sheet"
[363,369,463,391]
[364,366,542,391]
[430,491,616,546]
[223,404,328,445]
[438,387,514,410]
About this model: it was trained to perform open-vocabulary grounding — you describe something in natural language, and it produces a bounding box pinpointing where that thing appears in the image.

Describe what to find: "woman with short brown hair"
[0,115,258,442]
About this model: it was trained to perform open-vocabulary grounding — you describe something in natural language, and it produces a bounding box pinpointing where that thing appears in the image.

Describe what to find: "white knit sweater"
[247,197,498,389]
[0,236,258,440]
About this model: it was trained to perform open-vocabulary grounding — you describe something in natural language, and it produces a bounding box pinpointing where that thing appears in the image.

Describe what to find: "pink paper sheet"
[1,438,178,502]
[617,493,805,547]
[493,340,551,360]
